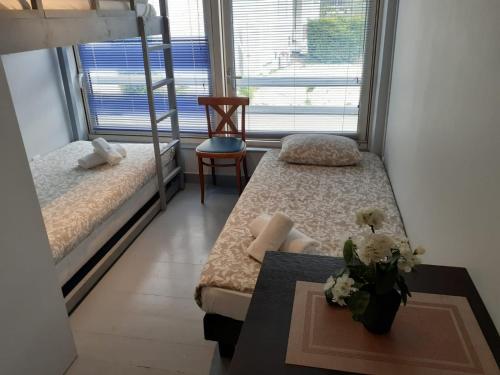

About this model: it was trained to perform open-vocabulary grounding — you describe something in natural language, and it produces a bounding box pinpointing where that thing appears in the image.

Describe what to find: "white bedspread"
[196,150,406,305]
[30,141,174,264]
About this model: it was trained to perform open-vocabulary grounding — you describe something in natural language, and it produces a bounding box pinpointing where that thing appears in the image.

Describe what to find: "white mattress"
[201,287,252,321]
[30,141,175,271]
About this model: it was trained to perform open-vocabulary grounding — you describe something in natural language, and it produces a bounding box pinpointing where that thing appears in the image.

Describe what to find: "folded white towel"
[78,144,127,169]
[246,212,294,263]
[249,214,320,253]
[92,138,123,166]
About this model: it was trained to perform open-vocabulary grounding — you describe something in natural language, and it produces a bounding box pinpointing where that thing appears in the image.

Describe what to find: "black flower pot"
[361,288,401,334]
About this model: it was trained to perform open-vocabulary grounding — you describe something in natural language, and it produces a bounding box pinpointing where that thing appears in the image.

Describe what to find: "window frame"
[75,0,381,143]
[75,0,216,138]
[221,0,380,144]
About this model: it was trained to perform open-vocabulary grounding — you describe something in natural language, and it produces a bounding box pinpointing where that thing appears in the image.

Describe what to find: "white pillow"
[278,134,361,166]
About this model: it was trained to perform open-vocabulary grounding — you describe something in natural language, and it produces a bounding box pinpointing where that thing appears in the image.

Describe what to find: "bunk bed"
[0,0,183,312]
[0,0,163,55]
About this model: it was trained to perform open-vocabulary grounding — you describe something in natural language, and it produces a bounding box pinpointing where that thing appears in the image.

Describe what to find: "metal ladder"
[135,1,181,211]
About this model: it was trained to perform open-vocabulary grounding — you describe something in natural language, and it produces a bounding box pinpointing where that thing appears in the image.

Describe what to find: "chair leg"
[198,155,205,204]
[210,158,216,185]
[242,156,249,184]
[235,157,242,195]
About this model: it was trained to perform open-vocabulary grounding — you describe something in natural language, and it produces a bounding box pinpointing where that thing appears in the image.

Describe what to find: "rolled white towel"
[78,144,127,169]
[246,212,294,263]
[92,138,123,166]
[112,144,127,158]
[249,214,320,253]
[78,153,105,169]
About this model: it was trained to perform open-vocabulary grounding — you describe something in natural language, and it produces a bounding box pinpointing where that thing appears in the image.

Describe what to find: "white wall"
[2,49,73,159]
[0,58,76,375]
[385,0,500,329]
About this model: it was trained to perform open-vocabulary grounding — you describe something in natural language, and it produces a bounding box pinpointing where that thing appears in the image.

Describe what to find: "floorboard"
[68,183,238,375]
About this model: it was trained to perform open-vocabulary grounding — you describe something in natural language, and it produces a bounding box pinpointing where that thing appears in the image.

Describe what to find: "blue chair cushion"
[196,137,245,154]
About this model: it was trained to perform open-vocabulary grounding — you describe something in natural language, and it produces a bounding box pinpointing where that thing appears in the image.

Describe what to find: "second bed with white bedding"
[196,149,406,321]
[30,141,175,284]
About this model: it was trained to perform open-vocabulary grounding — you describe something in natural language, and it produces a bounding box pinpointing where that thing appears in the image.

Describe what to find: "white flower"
[323,276,335,292]
[357,233,394,265]
[398,256,417,272]
[395,243,426,272]
[398,250,422,273]
[325,273,357,306]
[332,273,357,306]
[355,208,385,230]
[414,246,426,255]
[393,237,411,255]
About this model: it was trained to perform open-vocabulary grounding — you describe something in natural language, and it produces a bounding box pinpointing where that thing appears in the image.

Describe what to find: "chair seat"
[196,137,246,154]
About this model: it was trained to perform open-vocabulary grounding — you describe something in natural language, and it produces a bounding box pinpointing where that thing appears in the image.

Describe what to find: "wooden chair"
[196,96,250,204]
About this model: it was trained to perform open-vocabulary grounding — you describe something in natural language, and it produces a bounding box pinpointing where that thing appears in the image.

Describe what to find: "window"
[227,0,377,137]
[78,0,211,133]
[78,0,378,139]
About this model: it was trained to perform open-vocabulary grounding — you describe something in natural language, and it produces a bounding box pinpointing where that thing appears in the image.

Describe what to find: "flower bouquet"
[324,208,426,334]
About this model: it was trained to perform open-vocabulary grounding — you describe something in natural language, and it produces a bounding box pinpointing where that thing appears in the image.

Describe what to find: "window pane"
[79,0,211,133]
[232,0,374,133]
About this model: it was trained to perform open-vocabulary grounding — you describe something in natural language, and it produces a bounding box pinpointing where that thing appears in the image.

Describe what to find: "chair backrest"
[198,96,250,141]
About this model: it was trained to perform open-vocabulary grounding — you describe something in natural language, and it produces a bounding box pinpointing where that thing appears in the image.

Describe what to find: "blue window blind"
[78,0,211,133]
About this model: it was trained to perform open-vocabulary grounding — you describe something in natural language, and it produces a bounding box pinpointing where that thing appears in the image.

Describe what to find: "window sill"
[89,131,365,150]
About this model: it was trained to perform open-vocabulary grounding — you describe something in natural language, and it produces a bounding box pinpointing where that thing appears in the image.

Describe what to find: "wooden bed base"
[203,313,244,358]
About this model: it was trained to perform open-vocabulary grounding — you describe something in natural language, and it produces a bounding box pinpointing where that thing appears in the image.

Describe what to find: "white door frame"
[204,0,225,98]
[357,0,381,145]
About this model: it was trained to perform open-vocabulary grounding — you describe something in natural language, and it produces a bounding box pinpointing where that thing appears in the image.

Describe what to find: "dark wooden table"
[228,252,500,374]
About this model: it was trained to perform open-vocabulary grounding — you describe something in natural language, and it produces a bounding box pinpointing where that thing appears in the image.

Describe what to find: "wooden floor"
[67,183,238,375]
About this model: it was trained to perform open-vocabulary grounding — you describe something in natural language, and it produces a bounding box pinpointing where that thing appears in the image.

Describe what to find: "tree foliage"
[307,15,365,64]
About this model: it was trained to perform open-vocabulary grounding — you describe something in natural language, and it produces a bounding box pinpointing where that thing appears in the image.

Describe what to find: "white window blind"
[78,0,211,133]
[231,0,376,134]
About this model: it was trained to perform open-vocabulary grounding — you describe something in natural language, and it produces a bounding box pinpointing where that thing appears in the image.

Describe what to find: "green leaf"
[389,252,401,267]
[348,264,375,284]
[396,275,411,305]
[347,290,370,320]
[334,267,346,278]
[353,281,367,290]
[324,288,335,306]
[343,239,355,265]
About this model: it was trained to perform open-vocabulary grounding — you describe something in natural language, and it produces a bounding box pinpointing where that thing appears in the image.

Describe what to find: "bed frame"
[0,1,164,55]
[0,0,184,311]
[204,313,243,358]
[64,165,183,312]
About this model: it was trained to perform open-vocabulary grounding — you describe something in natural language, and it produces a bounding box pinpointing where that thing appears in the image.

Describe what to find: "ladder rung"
[156,109,177,124]
[148,43,171,52]
[152,78,174,91]
[160,139,180,156]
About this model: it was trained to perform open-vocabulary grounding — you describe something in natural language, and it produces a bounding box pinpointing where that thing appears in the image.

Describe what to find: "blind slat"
[231,0,375,134]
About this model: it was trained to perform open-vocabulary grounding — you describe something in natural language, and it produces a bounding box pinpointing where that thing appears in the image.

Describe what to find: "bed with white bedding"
[196,149,406,321]
[30,141,175,285]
